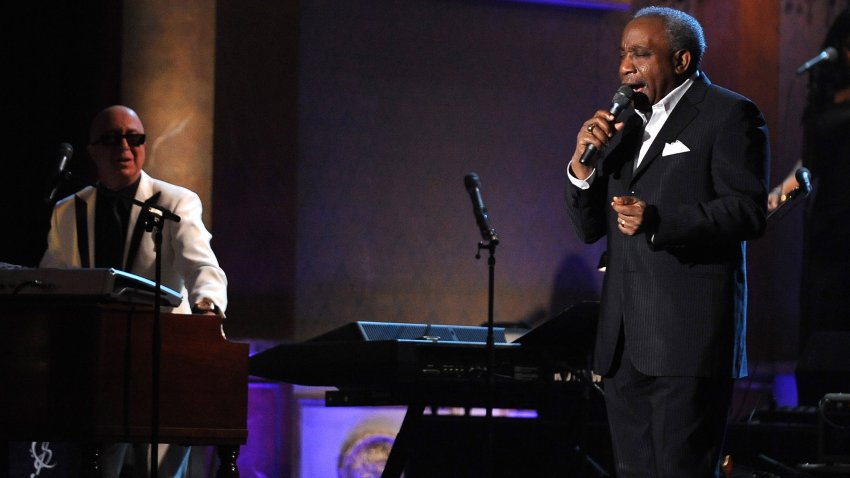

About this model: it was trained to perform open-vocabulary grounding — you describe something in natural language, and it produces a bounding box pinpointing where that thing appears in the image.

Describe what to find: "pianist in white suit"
[39,105,228,477]
[39,105,227,316]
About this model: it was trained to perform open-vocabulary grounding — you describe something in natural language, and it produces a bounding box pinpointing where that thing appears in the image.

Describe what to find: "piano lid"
[0,267,183,307]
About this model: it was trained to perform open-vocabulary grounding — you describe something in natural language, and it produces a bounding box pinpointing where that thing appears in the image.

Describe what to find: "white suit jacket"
[40,171,227,314]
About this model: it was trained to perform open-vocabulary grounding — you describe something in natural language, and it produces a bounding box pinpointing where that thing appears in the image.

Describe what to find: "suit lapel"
[125,172,158,273]
[632,74,711,182]
[72,187,97,268]
[125,192,162,272]
[601,111,644,184]
[74,195,90,268]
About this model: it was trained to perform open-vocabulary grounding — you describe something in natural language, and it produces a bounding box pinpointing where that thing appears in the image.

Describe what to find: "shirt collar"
[96,176,142,208]
[637,71,698,122]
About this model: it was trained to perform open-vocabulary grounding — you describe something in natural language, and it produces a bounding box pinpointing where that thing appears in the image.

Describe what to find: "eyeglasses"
[91,132,146,147]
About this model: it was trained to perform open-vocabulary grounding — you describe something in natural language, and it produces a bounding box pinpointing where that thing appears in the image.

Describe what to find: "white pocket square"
[662,140,690,156]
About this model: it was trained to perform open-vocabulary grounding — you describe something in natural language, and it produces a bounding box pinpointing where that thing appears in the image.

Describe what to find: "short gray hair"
[634,6,706,73]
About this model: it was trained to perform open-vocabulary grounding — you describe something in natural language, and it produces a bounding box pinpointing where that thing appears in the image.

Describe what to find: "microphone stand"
[145,210,165,478]
[99,186,180,478]
[464,172,499,476]
[475,235,498,478]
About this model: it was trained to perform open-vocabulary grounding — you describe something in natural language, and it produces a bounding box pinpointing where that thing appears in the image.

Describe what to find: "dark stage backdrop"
[214,0,623,343]
[1,1,120,266]
[5,0,846,363]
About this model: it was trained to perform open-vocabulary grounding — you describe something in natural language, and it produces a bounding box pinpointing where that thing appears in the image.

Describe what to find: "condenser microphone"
[793,167,812,197]
[44,142,74,204]
[580,85,635,166]
[780,167,813,204]
[464,172,499,244]
[768,167,813,221]
[796,47,838,75]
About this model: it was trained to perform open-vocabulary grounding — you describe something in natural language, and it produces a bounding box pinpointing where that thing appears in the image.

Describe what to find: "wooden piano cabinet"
[0,302,248,476]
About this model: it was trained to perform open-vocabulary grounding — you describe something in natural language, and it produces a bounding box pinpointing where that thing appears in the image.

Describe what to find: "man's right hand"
[570,109,624,178]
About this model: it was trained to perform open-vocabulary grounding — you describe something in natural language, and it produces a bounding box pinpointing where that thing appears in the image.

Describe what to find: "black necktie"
[95,193,129,269]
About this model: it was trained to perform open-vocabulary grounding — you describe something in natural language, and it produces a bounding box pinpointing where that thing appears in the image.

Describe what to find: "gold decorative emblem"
[338,430,397,478]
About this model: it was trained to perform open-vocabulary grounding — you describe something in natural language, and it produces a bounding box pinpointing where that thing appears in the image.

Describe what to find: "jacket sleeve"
[165,191,229,313]
[564,168,609,245]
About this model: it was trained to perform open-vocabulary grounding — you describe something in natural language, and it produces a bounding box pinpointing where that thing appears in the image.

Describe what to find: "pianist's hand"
[192,297,224,318]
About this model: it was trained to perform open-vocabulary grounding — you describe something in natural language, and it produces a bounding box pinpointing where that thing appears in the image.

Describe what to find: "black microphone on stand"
[464,172,499,244]
[44,142,74,204]
[768,167,812,221]
[580,85,635,166]
[796,47,838,75]
[95,185,182,224]
[100,184,181,478]
[781,167,813,203]
[463,171,500,478]
[793,167,812,197]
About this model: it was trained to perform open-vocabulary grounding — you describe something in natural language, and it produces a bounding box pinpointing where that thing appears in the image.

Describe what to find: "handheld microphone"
[44,142,74,204]
[464,172,499,244]
[796,47,838,75]
[580,85,635,166]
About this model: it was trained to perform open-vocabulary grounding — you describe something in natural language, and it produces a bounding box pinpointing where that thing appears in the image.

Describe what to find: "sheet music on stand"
[0,265,183,307]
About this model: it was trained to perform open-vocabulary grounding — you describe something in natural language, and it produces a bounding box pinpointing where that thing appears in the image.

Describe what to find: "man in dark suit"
[564,7,769,477]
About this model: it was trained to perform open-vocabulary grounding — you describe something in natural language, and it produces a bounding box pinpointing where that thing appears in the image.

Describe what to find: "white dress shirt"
[569,72,698,188]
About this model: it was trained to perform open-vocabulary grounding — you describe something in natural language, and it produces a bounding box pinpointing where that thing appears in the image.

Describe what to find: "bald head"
[87,105,147,190]
[89,105,143,143]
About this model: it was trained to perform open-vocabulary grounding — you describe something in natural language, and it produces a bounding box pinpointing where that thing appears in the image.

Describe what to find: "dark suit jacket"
[565,73,769,379]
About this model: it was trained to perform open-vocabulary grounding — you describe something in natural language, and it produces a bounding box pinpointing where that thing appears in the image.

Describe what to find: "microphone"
[796,47,838,75]
[96,184,181,224]
[768,167,813,221]
[782,167,813,203]
[463,172,499,244]
[791,167,812,198]
[580,85,635,166]
[777,167,813,203]
[141,204,182,224]
[44,142,74,204]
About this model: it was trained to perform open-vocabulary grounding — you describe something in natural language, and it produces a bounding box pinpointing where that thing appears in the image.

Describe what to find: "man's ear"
[673,49,692,74]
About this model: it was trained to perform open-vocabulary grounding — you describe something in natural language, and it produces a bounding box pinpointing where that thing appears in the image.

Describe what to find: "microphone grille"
[795,167,812,193]
[58,142,74,156]
[824,46,839,61]
[612,85,634,108]
[464,172,480,189]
